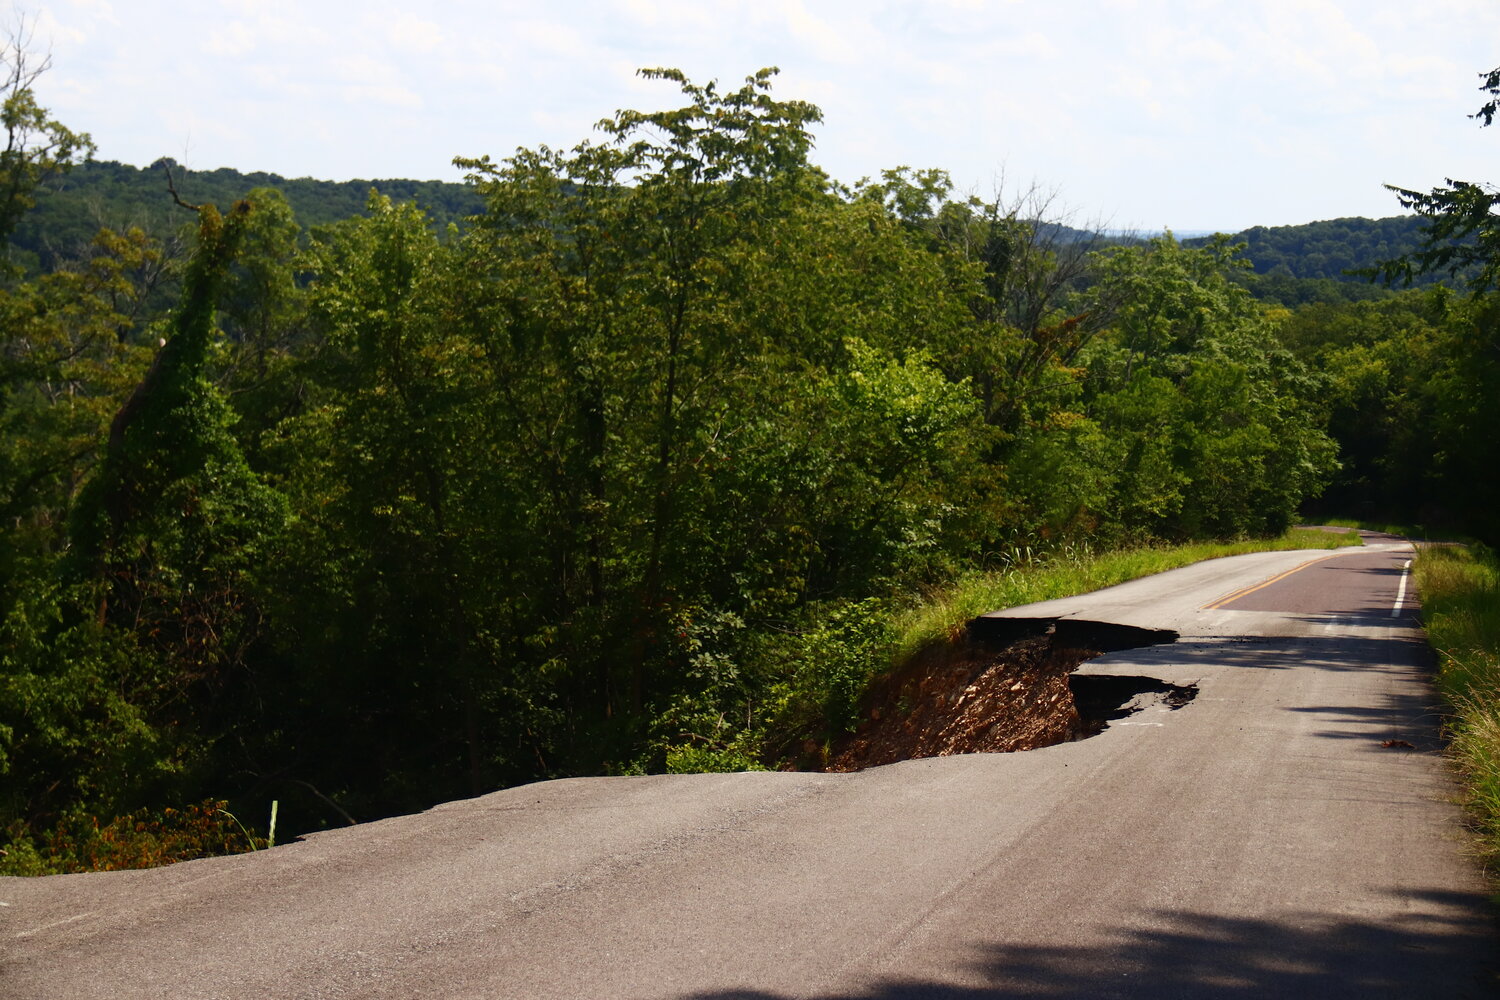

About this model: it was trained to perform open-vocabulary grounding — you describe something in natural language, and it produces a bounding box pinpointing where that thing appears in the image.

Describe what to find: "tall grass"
[1414,544,1500,880]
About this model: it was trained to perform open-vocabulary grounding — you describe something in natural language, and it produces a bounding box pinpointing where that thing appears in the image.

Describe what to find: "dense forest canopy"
[10,158,1456,336]
[9,160,1450,287]
[0,62,1493,873]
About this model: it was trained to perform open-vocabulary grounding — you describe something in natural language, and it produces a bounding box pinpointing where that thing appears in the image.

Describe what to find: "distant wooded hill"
[10,160,1447,305]
[1196,216,1427,281]
[1186,215,1465,305]
[9,158,483,273]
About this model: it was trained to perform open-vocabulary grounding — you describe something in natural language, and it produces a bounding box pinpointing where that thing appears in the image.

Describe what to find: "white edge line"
[1392,559,1412,618]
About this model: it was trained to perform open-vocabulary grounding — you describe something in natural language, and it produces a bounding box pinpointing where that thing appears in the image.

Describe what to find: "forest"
[2,64,1496,873]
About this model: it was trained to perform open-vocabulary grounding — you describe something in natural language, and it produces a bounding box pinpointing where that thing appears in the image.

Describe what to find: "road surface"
[3,533,1497,998]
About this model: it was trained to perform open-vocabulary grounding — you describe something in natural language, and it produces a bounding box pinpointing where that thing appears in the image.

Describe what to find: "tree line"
[0,63,1488,871]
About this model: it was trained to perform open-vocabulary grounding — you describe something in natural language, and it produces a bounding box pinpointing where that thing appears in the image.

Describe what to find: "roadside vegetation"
[1413,545,1500,883]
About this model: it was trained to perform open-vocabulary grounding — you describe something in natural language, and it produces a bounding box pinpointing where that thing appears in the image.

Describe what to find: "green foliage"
[0,581,191,827]
[0,192,289,854]
[663,745,766,774]
[1289,289,1492,531]
[70,198,289,686]
[0,31,93,249]
[1234,270,1397,307]
[764,598,900,744]
[1069,235,1337,540]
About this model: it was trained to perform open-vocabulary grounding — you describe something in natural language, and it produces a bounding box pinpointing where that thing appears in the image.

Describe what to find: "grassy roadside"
[1322,516,1475,544]
[1412,544,1500,881]
[891,526,1363,660]
[1322,516,1417,536]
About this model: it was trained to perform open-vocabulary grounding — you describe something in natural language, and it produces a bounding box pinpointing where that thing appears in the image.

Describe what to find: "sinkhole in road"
[820,616,1193,771]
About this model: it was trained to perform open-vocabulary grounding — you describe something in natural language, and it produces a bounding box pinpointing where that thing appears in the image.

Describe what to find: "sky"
[20,0,1500,232]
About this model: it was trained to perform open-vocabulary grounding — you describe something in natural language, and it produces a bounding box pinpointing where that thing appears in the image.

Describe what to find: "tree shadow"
[1099,628,1444,749]
[677,890,1500,999]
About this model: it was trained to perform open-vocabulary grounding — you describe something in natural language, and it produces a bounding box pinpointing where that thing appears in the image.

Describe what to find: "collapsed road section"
[823,616,1193,771]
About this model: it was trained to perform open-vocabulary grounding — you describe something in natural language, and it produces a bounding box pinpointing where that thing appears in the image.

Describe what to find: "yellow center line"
[1200,552,1346,611]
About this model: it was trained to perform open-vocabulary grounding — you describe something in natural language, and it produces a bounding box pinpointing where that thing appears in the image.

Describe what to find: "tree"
[63,189,287,813]
[1372,67,1500,291]
[1362,65,1500,543]
[0,19,93,248]
[1075,235,1336,539]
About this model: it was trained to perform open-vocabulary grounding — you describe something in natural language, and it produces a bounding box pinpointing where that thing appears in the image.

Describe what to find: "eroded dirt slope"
[825,634,1092,771]
[824,619,1187,772]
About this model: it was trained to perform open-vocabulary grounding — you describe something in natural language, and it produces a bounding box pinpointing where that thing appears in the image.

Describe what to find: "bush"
[0,799,261,875]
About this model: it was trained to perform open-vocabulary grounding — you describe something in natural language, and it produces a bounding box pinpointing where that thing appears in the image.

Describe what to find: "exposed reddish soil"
[823,633,1099,772]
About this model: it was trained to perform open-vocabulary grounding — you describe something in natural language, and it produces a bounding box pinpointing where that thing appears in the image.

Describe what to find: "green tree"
[1362,65,1500,542]
[261,193,542,811]
[1373,67,1500,291]
[1,184,286,842]
[1077,235,1336,538]
[0,24,93,249]
[0,229,166,835]
[65,194,286,802]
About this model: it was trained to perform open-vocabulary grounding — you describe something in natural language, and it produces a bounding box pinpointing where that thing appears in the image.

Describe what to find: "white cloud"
[341,83,422,110]
[64,0,116,16]
[333,53,397,85]
[30,8,88,46]
[207,21,257,56]
[762,0,877,67]
[383,13,443,54]
[1177,36,1233,66]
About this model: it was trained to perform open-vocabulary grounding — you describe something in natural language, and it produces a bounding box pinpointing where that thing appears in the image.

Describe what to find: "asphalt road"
[4,533,1497,998]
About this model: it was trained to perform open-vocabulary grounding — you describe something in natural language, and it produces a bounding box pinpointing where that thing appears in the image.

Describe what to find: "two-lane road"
[4,534,1497,998]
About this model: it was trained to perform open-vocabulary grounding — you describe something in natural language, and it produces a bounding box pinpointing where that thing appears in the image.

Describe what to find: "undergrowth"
[0,800,263,875]
[1413,544,1500,883]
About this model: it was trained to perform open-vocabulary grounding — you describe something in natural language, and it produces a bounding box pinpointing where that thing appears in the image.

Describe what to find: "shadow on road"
[677,890,1500,999]
[1112,626,1444,751]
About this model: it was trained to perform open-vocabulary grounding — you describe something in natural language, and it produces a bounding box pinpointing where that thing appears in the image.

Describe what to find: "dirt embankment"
[822,619,1184,772]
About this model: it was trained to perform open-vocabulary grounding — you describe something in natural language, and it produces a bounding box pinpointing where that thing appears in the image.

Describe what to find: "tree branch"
[162,161,201,213]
